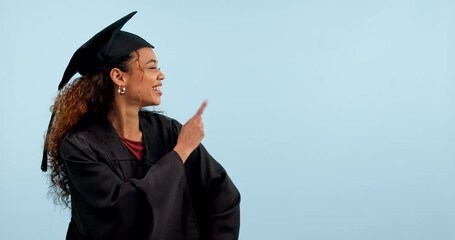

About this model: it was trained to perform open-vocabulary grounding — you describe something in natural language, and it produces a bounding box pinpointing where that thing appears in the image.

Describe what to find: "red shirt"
[120,137,144,160]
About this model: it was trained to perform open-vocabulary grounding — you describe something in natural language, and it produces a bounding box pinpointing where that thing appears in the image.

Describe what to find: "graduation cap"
[59,11,153,90]
[42,11,153,171]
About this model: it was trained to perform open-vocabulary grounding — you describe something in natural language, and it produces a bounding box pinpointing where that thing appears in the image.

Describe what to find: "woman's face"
[123,47,165,107]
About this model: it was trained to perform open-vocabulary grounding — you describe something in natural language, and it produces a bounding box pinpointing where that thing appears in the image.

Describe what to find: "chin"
[142,99,161,107]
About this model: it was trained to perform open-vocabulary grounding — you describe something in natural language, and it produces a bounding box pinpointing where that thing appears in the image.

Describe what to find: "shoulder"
[60,118,115,157]
[66,117,113,141]
[139,111,182,149]
[60,130,95,160]
[62,125,94,147]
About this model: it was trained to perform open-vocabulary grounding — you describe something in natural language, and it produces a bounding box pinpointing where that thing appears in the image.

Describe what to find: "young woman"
[42,11,240,240]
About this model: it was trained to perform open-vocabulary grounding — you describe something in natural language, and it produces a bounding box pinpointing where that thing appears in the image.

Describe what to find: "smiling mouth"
[152,85,162,94]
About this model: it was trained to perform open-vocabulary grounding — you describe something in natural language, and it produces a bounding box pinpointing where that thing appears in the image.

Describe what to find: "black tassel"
[41,112,55,172]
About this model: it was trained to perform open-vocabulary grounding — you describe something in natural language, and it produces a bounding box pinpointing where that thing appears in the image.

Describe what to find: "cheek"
[145,73,158,86]
[138,74,156,94]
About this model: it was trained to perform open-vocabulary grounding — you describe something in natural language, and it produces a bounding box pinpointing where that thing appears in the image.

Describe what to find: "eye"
[148,66,160,71]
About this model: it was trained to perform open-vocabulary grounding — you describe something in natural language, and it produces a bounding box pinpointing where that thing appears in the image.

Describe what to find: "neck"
[108,101,142,141]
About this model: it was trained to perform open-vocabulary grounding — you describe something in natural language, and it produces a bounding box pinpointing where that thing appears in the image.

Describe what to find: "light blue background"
[1,0,454,239]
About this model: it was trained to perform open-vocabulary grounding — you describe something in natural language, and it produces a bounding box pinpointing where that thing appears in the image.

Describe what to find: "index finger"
[196,100,208,115]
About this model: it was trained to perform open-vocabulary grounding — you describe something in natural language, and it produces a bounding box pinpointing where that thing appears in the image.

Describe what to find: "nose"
[158,69,165,81]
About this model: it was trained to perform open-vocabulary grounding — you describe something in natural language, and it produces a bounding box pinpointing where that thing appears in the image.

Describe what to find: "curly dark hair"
[44,53,134,207]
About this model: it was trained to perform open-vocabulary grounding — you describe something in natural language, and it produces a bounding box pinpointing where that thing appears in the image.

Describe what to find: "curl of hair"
[44,53,133,207]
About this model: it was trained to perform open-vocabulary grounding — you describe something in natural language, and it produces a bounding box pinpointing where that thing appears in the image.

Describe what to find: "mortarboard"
[42,11,153,171]
[59,11,153,90]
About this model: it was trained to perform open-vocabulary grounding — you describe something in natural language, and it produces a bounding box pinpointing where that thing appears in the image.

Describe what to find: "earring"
[118,85,126,95]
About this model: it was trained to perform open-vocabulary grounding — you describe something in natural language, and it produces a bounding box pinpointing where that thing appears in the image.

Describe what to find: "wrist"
[173,146,190,162]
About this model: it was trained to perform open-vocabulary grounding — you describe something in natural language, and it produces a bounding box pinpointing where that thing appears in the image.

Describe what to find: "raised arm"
[168,101,241,240]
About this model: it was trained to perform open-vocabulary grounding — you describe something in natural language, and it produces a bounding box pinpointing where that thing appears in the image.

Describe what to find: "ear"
[110,67,128,87]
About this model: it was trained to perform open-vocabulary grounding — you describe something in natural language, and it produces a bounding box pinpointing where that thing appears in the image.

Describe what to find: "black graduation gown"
[60,111,240,240]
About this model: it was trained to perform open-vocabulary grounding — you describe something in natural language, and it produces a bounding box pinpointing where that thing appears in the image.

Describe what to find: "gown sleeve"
[170,120,241,240]
[60,132,199,240]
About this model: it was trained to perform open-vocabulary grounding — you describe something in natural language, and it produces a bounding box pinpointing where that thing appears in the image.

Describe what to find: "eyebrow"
[146,59,157,64]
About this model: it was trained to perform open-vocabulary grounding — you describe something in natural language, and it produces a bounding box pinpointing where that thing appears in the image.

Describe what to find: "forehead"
[136,47,157,63]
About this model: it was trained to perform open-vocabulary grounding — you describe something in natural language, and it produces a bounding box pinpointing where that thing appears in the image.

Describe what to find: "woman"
[42,12,240,240]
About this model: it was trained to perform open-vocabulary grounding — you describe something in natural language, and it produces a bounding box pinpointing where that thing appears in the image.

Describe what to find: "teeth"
[153,86,162,91]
